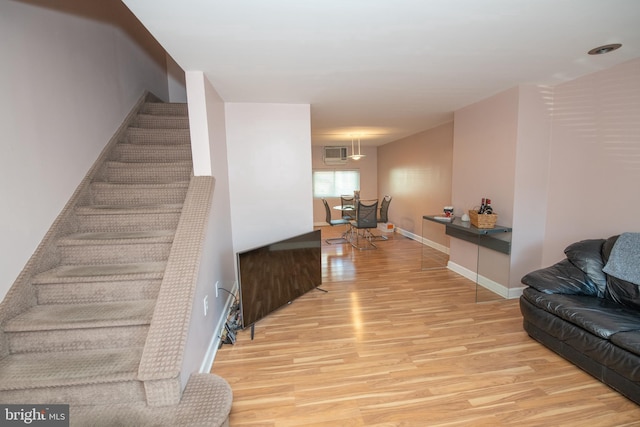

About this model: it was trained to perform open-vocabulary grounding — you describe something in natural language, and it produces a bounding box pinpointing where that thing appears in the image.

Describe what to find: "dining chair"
[322,198,351,244]
[373,195,392,240]
[350,199,378,250]
[340,195,355,221]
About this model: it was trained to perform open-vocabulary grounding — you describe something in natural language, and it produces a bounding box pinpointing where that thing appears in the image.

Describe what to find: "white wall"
[181,72,236,384]
[186,72,213,176]
[226,103,313,252]
[0,0,169,300]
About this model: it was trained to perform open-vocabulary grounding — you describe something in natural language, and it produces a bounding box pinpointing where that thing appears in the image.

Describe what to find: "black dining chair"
[373,195,392,240]
[340,195,355,221]
[322,198,351,244]
[350,199,378,250]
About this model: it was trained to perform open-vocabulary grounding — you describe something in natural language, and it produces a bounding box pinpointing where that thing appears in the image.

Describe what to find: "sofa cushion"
[521,259,598,296]
[564,238,607,297]
[611,330,640,357]
[521,296,640,387]
[603,235,640,310]
[522,288,640,340]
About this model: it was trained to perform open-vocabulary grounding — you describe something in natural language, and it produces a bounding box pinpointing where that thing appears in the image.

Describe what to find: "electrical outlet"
[215,281,219,298]
[203,295,209,316]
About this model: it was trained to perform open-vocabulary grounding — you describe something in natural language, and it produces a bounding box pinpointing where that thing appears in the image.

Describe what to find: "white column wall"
[226,103,313,252]
[181,72,236,383]
[186,71,213,176]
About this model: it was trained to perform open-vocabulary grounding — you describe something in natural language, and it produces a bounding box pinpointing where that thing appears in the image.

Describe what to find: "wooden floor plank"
[212,227,640,426]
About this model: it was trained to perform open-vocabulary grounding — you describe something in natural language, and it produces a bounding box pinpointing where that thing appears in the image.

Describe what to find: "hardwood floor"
[212,227,640,426]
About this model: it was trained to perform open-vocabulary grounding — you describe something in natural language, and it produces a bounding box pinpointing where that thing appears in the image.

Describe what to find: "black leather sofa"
[519,234,640,405]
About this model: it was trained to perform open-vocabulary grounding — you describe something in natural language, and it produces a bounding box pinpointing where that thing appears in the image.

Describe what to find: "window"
[313,170,360,198]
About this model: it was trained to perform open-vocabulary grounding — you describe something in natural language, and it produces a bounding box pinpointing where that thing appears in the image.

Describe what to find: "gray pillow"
[602,232,640,286]
[602,235,640,310]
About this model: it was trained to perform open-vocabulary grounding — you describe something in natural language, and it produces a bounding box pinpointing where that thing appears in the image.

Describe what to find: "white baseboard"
[395,227,449,254]
[446,261,523,299]
[200,281,239,373]
[396,227,523,300]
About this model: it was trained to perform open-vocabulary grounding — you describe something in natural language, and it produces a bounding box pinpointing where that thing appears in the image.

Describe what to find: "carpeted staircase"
[0,95,232,426]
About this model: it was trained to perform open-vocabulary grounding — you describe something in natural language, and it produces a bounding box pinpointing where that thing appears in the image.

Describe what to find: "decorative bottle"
[478,198,486,214]
[484,199,493,214]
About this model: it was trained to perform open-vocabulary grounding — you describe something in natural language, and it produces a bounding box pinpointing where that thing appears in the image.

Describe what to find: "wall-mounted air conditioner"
[323,146,348,165]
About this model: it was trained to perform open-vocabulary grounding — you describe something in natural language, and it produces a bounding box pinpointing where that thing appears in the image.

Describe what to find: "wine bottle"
[484,198,493,214]
[478,198,486,214]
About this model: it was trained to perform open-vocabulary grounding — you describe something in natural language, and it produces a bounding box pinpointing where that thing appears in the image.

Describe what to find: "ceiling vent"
[323,146,348,165]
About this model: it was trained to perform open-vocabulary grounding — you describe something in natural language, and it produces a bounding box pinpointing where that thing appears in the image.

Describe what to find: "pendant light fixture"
[349,135,366,160]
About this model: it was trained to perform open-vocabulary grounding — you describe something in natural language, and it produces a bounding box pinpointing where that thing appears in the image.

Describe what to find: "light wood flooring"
[212,227,640,426]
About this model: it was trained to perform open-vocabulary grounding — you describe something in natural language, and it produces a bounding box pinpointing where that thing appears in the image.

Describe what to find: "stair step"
[35,276,162,305]
[69,373,232,426]
[57,231,174,264]
[133,114,190,129]
[123,127,190,145]
[104,161,192,183]
[139,102,188,116]
[32,262,166,284]
[75,204,182,232]
[90,181,189,206]
[111,143,192,163]
[5,300,154,353]
[0,348,145,405]
[5,300,155,331]
[32,262,164,304]
[60,230,175,243]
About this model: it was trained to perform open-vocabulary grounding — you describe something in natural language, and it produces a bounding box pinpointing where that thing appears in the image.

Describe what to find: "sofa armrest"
[521,258,599,296]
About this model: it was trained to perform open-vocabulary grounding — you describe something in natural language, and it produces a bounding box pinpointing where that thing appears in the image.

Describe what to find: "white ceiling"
[122,0,640,146]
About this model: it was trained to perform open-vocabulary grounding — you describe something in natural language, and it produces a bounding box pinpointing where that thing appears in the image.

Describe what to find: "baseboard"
[396,227,522,300]
[395,227,449,254]
[200,281,239,373]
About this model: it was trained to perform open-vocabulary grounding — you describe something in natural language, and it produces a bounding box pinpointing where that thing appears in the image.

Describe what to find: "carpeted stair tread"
[103,161,193,184]
[0,348,143,391]
[124,127,190,145]
[91,181,189,190]
[58,230,175,245]
[139,102,188,116]
[4,300,156,332]
[105,160,193,169]
[76,203,183,214]
[33,262,166,284]
[71,373,233,426]
[89,181,189,206]
[133,114,190,129]
[111,143,192,162]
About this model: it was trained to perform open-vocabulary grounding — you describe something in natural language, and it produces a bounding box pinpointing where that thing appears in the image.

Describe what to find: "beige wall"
[452,87,519,290]
[450,58,640,293]
[312,145,378,225]
[376,58,640,296]
[377,122,454,246]
[542,58,640,265]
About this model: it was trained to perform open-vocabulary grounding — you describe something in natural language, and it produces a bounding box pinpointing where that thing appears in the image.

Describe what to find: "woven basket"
[469,210,497,229]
